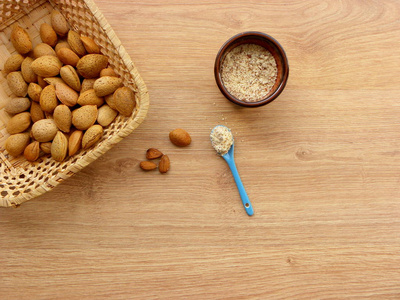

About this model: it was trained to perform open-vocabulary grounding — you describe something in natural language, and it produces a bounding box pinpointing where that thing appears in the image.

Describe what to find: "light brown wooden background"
[1,0,400,299]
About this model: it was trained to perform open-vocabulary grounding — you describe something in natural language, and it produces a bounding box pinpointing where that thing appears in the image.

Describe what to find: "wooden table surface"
[1,0,400,299]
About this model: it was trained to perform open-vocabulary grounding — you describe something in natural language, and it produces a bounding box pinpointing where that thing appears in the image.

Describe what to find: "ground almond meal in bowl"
[220,44,278,102]
[214,31,289,107]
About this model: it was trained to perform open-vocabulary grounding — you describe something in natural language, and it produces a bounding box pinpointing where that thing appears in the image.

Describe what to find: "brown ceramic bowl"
[214,31,289,107]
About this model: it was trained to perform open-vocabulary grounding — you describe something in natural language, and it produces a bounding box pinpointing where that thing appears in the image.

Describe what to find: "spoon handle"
[225,157,254,216]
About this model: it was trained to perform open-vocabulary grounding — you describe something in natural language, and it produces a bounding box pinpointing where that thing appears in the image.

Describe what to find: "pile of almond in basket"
[2,9,136,162]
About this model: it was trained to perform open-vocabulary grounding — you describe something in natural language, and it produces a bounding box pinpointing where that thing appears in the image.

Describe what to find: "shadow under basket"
[0,0,149,207]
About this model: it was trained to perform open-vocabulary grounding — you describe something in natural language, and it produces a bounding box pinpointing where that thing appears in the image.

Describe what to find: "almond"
[113,86,136,117]
[40,84,58,113]
[28,82,42,102]
[24,141,40,161]
[55,82,78,106]
[56,47,80,67]
[80,36,100,54]
[33,43,57,58]
[82,124,103,149]
[159,155,170,174]
[60,65,81,91]
[5,97,31,114]
[68,130,83,156]
[40,142,52,154]
[7,71,28,97]
[169,128,191,147]
[31,119,58,142]
[3,54,24,74]
[94,76,122,97]
[81,78,97,93]
[55,40,71,52]
[43,77,66,87]
[40,23,58,47]
[51,131,68,161]
[76,54,108,78]
[53,104,72,133]
[51,10,69,36]
[68,30,86,56]
[146,148,163,160]
[21,57,37,83]
[105,93,117,110]
[5,132,30,157]
[31,55,62,77]
[140,161,157,171]
[97,104,118,127]
[30,101,45,123]
[37,76,47,88]
[10,25,32,54]
[6,112,31,134]
[72,105,97,130]
[100,67,117,77]
[77,89,104,107]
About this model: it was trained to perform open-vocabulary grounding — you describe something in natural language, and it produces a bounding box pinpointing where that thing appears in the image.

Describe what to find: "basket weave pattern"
[0,0,149,207]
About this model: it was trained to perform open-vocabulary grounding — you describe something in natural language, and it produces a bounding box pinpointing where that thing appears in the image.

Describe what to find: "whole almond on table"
[31,55,62,77]
[97,104,118,127]
[56,47,80,67]
[31,119,58,142]
[60,65,81,91]
[5,97,31,114]
[24,141,40,162]
[68,30,87,57]
[40,84,58,113]
[3,54,24,74]
[158,155,170,174]
[93,76,123,97]
[55,82,78,107]
[68,130,83,156]
[51,131,68,161]
[30,101,45,123]
[76,54,108,78]
[28,82,42,102]
[7,71,28,97]
[113,86,136,117]
[40,142,52,154]
[169,128,191,147]
[80,36,100,54]
[40,23,57,47]
[81,78,97,93]
[21,57,37,83]
[140,161,157,171]
[10,25,32,54]
[51,10,69,36]
[53,104,72,133]
[72,105,97,130]
[33,43,57,58]
[5,132,30,157]
[6,112,31,134]
[146,148,163,160]
[78,89,104,107]
[82,124,103,149]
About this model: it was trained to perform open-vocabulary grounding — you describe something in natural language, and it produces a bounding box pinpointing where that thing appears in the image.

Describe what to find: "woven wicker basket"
[0,0,149,207]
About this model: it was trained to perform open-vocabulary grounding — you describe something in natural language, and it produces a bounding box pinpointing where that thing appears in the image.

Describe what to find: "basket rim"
[0,0,150,208]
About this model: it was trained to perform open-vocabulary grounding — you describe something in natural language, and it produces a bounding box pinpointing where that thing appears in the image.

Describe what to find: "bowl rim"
[214,31,289,107]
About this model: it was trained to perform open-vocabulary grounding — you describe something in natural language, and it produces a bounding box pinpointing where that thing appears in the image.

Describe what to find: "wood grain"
[1,0,400,299]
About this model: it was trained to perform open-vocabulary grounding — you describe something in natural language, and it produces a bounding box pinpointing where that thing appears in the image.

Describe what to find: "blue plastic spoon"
[211,126,254,216]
